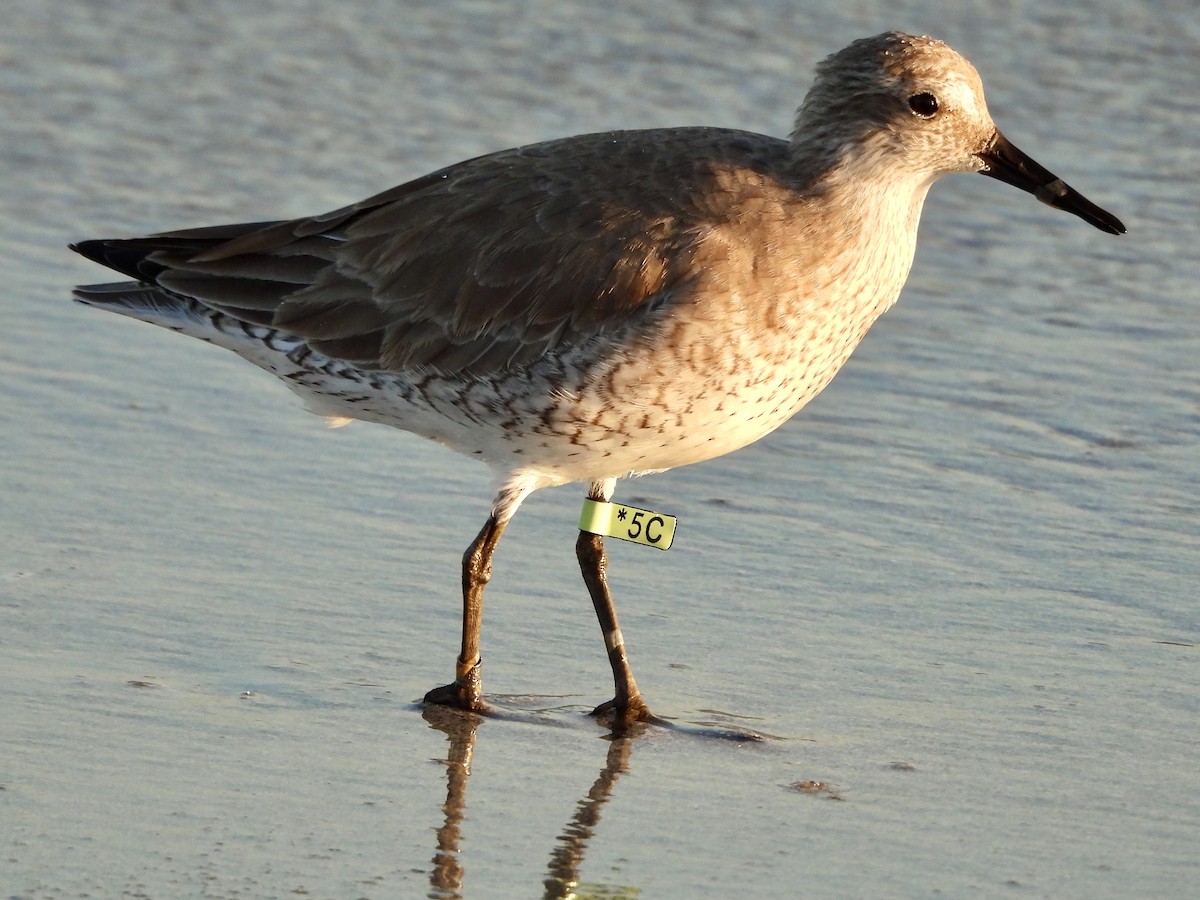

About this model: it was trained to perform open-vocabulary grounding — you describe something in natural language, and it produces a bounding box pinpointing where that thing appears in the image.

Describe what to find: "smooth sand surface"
[4,1,1196,896]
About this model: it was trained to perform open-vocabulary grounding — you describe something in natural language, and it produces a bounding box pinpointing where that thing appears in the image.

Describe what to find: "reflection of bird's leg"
[544,731,640,899]
[424,706,482,898]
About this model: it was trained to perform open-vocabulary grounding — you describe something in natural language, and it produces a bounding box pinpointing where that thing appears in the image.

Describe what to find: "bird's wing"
[76,129,786,375]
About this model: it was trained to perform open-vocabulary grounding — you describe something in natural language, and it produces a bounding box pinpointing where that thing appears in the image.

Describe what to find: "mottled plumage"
[71,32,1123,724]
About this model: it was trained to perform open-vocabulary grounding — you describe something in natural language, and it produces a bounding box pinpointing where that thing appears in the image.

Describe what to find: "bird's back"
[74,127,804,373]
[72,122,930,486]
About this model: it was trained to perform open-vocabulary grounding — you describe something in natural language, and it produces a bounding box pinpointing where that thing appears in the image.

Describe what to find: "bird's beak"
[978,131,1125,235]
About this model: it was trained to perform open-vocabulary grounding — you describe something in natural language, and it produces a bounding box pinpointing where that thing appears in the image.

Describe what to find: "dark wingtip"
[69,237,165,282]
[70,239,107,264]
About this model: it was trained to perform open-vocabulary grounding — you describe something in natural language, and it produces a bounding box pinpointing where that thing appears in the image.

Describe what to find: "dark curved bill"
[978,131,1126,235]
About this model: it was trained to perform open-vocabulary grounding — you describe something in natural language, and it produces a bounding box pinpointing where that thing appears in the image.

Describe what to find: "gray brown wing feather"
[87,128,792,374]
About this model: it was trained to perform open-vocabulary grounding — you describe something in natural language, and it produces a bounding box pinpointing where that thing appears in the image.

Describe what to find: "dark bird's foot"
[589,693,659,728]
[423,659,487,713]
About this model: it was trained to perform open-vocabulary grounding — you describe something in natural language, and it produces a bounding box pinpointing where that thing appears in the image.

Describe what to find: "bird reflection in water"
[426,705,478,896]
[422,704,642,899]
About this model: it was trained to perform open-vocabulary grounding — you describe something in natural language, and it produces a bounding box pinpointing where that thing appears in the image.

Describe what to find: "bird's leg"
[424,514,507,712]
[577,516,653,726]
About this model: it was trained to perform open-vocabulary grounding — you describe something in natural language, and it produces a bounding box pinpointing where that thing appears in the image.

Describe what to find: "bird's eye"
[908,92,939,118]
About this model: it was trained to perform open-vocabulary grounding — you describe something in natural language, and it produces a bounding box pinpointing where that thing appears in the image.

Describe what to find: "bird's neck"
[797,154,934,323]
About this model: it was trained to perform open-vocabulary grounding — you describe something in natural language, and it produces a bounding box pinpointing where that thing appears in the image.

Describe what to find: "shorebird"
[71,32,1124,725]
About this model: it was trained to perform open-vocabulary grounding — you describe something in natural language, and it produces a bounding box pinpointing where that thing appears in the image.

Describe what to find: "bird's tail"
[72,278,306,360]
[70,234,372,428]
[73,280,211,333]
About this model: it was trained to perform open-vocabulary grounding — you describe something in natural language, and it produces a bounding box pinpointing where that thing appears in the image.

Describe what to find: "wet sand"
[4,1,1198,896]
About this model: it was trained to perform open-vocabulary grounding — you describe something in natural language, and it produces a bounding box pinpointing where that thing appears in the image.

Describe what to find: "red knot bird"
[71,32,1124,726]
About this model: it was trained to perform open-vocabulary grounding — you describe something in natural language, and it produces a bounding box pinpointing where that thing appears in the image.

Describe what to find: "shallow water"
[3,0,1198,897]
